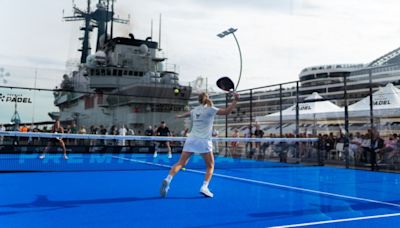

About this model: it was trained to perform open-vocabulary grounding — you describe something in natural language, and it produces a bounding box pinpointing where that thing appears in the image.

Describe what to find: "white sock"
[202,181,209,188]
[165,175,173,183]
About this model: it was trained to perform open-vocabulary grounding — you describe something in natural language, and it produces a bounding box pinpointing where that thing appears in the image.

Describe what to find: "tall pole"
[368,69,374,130]
[231,32,242,91]
[217,28,242,91]
[368,68,375,171]
[105,0,109,42]
[279,84,283,138]
[295,81,299,138]
[217,28,242,156]
[110,0,114,39]
[344,73,349,168]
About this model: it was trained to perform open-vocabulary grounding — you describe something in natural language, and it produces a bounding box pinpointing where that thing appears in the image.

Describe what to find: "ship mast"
[10,99,21,129]
[63,0,129,63]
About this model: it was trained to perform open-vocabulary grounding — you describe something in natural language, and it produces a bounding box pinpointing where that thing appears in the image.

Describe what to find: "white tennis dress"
[183,105,219,153]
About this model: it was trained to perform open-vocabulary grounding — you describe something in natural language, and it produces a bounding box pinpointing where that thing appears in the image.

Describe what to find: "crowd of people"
[223,125,400,170]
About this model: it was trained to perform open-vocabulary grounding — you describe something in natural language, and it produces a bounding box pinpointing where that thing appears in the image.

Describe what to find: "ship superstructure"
[54,0,191,132]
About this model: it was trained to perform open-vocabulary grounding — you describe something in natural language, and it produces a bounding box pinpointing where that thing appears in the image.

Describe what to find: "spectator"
[243,125,252,154]
[145,125,154,147]
[128,128,135,136]
[360,133,371,162]
[118,125,127,146]
[231,129,240,155]
[154,121,172,158]
[78,125,87,145]
[212,128,219,154]
[89,125,98,145]
[99,125,107,135]
[79,126,87,134]
[379,133,398,163]
[19,124,29,145]
[20,124,29,132]
[369,129,384,171]
[70,122,78,134]
[350,132,363,161]
[318,134,328,160]
[99,125,107,145]
[254,125,264,155]
[387,134,400,164]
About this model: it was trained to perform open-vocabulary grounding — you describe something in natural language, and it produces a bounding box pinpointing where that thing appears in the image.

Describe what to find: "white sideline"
[112,155,400,209]
[269,212,400,227]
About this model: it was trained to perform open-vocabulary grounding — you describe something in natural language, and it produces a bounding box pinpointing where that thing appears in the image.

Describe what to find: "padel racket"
[216,76,235,92]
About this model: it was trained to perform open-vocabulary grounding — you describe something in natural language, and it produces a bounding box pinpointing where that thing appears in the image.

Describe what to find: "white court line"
[112,155,400,209]
[269,212,400,227]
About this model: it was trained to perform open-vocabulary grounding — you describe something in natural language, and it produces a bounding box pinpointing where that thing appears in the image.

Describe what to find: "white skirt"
[182,137,213,154]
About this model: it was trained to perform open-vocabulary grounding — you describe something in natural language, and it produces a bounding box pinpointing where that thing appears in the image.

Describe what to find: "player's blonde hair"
[198,92,213,107]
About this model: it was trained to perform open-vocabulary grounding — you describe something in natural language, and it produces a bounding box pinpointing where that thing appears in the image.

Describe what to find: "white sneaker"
[200,186,214,198]
[160,179,170,197]
[39,154,45,160]
[153,152,158,158]
[64,155,69,160]
[168,153,172,159]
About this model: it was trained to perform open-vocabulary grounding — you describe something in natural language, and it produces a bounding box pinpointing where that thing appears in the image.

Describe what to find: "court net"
[0,131,320,172]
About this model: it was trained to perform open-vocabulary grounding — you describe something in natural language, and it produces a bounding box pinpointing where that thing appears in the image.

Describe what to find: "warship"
[53,0,191,133]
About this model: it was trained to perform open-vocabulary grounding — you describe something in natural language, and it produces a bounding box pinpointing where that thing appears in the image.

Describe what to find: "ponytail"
[198,92,214,107]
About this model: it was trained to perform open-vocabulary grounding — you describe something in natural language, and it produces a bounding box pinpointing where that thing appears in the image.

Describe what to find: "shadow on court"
[1,194,204,210]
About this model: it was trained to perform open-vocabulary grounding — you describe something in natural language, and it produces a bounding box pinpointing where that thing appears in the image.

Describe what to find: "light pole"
[217,28,243,90]
[217,28,243,155]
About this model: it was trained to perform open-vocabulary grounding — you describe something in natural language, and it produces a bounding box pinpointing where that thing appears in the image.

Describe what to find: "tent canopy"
[256,92,343,122]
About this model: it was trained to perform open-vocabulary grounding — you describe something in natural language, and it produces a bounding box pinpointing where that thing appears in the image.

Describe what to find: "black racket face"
[216,77,235,91]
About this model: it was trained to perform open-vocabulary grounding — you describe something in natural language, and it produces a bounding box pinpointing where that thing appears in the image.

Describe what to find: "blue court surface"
[1,153,400,227]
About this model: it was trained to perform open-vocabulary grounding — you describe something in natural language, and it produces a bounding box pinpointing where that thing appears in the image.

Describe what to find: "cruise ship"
[199,46,400,135]
[53,1,191,133]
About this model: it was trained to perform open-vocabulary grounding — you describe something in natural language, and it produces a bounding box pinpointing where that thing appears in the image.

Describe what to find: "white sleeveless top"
[189,105,219,140]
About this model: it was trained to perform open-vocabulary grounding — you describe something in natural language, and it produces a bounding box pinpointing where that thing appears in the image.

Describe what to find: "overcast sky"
[1,0,400,123]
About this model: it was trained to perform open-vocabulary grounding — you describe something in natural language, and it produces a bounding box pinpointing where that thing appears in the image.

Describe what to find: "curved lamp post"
[217,28,243,154]
[217,28,242,90]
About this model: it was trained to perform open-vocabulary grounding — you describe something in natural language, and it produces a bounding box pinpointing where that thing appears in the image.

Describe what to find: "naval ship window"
[113,69,117,76]
[90,69,94,75]
[139,72,144,76]
[101,69,105,75]
[118,70,122,76]
[128,71,133,76]
[107,69,111,75]
[124,70,128,75]
[134,71,138,76]
[95,69,100,75]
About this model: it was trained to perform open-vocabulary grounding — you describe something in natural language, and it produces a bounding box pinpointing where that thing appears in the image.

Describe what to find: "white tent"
[256,92,343,122]
[347,83,400,117]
